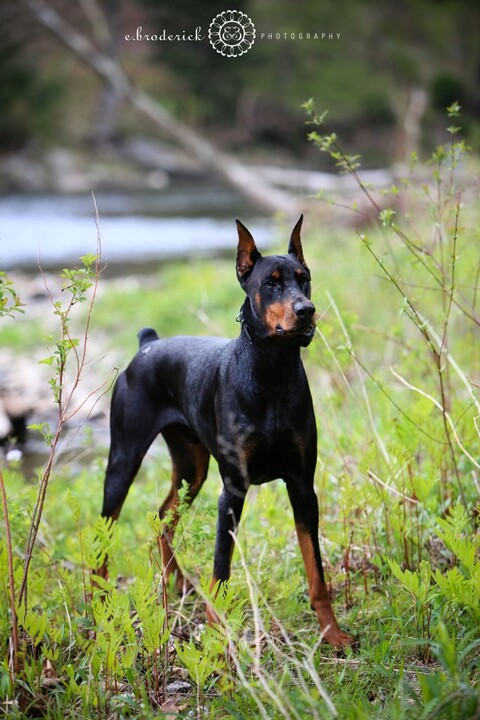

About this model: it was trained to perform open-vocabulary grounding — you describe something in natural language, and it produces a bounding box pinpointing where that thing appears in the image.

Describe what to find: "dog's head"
[236,216,316,346]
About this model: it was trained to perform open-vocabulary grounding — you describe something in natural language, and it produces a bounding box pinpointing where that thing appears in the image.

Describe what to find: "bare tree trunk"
[24,0,300,216]
[85,0,122,147]
[392,86,428,165]
[402,87,428,162]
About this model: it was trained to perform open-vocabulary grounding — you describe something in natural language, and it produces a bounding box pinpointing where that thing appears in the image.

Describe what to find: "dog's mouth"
[274,322,316,340]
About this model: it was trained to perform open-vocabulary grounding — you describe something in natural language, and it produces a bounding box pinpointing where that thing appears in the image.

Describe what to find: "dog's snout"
[293,300,315,319]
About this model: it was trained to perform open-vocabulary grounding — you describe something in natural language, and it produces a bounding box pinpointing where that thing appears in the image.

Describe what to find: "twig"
[306,105,480,327]
[327,291,391,465]
[367,469,418,505]
[233,543,338,718]
[390,367,479,478]
[315,322,356,399]
[0,468,20,677]
[418,311,480,417]
[18,198,105,607]
[231,529,265,676]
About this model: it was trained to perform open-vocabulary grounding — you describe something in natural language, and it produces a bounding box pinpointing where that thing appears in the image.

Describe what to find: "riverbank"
[0,138,203,195]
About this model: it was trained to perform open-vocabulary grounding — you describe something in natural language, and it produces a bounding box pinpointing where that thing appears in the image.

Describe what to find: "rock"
[165,680,191,693]
[0,152,48,192]
[0,404,11,439]
[46,149,92,193]
[0,345,111,445]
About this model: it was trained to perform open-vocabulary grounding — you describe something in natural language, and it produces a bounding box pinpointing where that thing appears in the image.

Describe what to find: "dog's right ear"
[288,214,308,268]
[236,219,261,285]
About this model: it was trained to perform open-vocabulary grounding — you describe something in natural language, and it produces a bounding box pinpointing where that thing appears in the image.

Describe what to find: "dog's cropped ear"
[236,219,261,284]
[288,214,308,269]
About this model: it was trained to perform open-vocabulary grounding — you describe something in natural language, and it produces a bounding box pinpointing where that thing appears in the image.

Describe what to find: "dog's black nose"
[293,300,315,319]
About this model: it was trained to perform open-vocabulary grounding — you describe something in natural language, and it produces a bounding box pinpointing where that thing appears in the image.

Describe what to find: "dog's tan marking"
[265,301,297,333]
[295,524,353,647]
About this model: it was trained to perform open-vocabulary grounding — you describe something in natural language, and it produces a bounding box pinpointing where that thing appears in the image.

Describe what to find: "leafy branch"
[0,272,24,318]
[304,99,479,507]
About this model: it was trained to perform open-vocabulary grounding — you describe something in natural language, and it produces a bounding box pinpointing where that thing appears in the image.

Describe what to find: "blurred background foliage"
[1,0,479,168]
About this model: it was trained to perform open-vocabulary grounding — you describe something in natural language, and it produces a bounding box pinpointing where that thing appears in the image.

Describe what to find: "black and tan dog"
[98,216,352,647]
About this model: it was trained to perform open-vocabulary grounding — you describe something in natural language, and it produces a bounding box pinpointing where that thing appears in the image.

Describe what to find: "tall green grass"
[0,107,479,718]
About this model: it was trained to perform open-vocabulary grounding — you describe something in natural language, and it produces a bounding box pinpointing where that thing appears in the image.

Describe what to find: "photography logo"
[208,10,255,57]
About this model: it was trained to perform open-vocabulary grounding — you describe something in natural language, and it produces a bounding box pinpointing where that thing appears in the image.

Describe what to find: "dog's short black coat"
[98,216,352,647]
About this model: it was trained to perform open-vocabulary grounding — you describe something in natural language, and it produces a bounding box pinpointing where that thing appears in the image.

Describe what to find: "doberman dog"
[98,215,352,648]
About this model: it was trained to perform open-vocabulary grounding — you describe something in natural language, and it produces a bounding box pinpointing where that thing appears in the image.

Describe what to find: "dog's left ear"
[288,214,308,269]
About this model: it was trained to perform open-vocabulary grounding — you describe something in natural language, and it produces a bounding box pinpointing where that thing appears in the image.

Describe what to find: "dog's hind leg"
[159,424,210,594]
[97,372,162,580]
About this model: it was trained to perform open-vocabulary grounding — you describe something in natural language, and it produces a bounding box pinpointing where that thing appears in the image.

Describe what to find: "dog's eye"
[265,275,281,288]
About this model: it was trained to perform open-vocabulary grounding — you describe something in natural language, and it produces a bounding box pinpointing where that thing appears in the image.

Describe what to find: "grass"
[1,113,480,717]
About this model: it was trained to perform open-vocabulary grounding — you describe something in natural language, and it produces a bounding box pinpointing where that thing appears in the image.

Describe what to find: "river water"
[0,183,270,270]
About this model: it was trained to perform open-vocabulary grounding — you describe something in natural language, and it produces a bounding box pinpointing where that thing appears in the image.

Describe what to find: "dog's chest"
[239,428,306,485]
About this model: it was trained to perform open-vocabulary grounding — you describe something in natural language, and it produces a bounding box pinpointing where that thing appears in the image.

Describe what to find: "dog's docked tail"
[137,327,159,347]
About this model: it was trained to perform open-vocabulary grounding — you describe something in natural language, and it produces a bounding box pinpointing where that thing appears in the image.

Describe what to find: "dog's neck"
[235,302,303,387]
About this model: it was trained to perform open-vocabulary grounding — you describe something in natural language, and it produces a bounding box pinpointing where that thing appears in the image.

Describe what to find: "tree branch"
[24,0,300,216]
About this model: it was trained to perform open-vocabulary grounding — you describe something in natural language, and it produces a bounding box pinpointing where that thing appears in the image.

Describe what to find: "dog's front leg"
[286,480,354,648]
[206,484,246,624]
